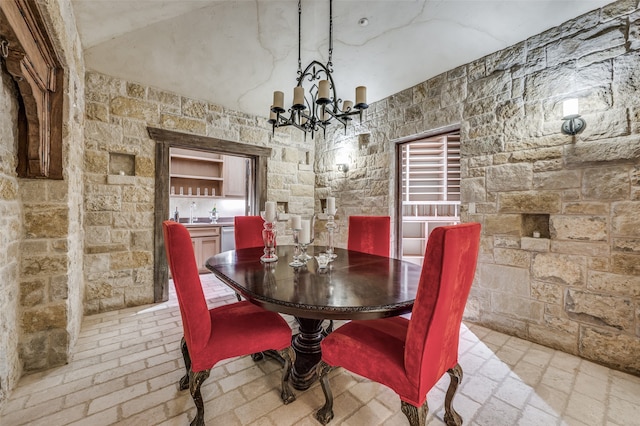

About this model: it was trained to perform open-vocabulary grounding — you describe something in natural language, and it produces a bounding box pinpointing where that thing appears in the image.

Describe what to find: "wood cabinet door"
[199,236,220,273]
[223,155,247,197]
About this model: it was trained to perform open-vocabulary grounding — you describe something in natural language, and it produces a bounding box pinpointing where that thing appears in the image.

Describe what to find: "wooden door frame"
[393,124,460,258]
[148,127,272,302]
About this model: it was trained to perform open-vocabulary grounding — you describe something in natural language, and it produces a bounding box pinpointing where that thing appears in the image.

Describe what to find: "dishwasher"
[220,226,235,252]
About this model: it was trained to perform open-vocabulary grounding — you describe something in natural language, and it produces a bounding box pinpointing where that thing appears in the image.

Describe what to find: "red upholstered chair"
[347,215,391,257]
[316,222,481,426]
[234,215,265,249]
[162,221,295,425]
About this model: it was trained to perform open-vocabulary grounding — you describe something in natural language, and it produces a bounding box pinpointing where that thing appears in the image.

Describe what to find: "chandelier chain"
[328,0,333,68]
[297,0,302,75]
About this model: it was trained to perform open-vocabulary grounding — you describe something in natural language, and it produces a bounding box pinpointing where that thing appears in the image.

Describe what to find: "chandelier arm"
[321,108,348,135]
[298,60,339,109]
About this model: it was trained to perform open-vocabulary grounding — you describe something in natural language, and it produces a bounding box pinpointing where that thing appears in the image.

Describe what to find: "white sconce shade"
[561,97,586,135]
[563,98,580,118]
[336,149,351,173]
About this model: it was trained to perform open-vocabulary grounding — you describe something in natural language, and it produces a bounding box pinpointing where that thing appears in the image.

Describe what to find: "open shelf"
[170,148,225,197]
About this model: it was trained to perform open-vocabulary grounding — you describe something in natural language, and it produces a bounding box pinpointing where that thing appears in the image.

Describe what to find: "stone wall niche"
[109,152,135,176]
[522,214,550,239]
[106,153,136,185]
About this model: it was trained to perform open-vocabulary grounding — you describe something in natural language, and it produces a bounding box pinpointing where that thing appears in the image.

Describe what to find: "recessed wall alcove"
[109,152,135,176]
[522,214,550,239]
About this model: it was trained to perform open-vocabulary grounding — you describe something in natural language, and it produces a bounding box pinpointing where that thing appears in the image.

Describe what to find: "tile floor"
[2,273,640,426]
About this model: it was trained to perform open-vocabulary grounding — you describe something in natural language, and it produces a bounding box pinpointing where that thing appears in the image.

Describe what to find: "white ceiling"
[71,0,614,118]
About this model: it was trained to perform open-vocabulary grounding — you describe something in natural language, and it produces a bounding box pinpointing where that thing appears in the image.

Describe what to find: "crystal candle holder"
[260,221,278,263]
[289,228,305,267]
[299,242,310,262]
[325,213,337,260]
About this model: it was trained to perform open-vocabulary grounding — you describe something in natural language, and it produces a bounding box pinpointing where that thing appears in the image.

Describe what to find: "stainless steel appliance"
[220,226,235,252]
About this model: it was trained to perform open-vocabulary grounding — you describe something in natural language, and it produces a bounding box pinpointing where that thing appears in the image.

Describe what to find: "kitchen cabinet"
[187,226,221,273]
[222,155,247,197]
[170,147,224,198]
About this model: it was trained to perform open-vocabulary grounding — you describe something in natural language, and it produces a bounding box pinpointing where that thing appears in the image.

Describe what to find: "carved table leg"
[444,363,463,426]
[315,360,335,425]
[279,347,296,404]
[290,317,324,390]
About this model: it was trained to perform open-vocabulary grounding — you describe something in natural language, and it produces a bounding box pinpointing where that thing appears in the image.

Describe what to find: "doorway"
[396,129,461,265]
[149,127,271,302]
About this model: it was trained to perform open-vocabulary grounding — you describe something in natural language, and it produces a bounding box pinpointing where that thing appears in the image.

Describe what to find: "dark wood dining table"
[205,245,422,390]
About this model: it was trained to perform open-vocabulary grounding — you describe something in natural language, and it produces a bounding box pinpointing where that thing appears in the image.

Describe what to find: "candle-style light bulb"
[272,91,285,112]
[355,86,367,108]
[293,86,305,109]
[317,80,331,105]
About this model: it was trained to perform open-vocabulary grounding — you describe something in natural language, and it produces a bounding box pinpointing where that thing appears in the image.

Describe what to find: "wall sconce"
[561,98,586,135]
[337,163,349,173]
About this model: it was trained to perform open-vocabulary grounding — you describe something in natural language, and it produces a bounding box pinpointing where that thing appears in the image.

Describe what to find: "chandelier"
[268,0,368,139]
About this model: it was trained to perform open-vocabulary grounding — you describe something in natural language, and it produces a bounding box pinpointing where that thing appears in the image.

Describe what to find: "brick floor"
[1,273,639,425]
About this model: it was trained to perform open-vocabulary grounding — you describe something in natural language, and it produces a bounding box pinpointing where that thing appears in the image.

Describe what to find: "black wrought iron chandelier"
[268,0,368,139]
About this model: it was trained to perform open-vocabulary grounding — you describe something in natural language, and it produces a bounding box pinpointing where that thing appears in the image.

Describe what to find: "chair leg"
[322,320,334,336]
[189,369,211,426]
[179,337,190,390]
[315,360,335,425]
[401,400,429,426]
[443,363,463,426]
[279,347,296,404]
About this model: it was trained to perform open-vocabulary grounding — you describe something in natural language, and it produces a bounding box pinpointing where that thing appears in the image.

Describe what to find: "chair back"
[162,220,211,353]
[404,222,481,399]
[347,215,391,257]
[234,215,265,249]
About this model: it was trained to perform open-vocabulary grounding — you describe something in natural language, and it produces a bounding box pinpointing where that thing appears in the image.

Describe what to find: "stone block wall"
[317,0,640,374]
[83,72,308,314]
[0,59,22,413]
[0,0,86,411]
[316,124,398,249]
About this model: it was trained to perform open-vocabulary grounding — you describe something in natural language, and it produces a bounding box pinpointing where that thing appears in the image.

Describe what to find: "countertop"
[179,217,234,227]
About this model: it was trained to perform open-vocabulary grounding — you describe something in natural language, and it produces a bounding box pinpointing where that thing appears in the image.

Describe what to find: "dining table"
[205,245,422,390]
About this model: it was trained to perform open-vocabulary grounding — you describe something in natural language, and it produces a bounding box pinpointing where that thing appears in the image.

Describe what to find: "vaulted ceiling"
[71,0,614,118]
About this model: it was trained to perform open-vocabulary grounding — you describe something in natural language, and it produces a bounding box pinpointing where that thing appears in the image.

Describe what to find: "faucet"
[190,202,196,223]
